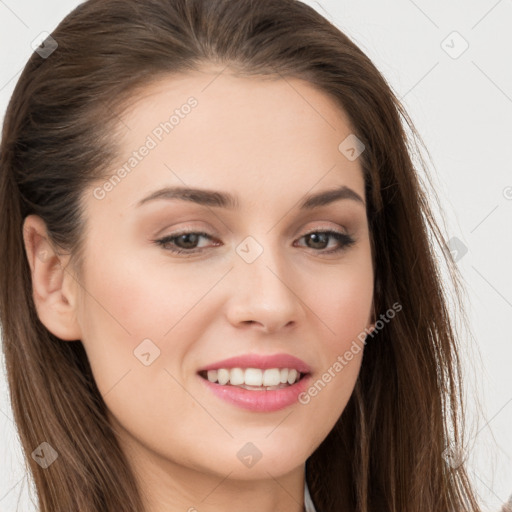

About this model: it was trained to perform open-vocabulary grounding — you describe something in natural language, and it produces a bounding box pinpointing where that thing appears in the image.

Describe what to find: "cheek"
[75,255,211,457]
[75,250,200,395]
[309,253,374,351]
[296,251,372,425]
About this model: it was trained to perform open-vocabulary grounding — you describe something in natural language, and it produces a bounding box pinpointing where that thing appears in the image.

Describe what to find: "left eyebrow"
[299,185,365,209]
[135,184,365,209]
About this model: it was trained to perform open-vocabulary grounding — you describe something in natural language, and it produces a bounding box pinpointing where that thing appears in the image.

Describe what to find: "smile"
[199,367,304,389]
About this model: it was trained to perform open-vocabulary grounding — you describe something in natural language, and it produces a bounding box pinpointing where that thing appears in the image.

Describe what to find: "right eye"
[153,231,220,255]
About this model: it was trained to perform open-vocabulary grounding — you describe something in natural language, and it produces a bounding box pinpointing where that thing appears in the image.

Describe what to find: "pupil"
[179,233,199,248]
[308,233,327,249]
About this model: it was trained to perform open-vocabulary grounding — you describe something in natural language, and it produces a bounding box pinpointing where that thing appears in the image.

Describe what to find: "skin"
[23,67,375,512]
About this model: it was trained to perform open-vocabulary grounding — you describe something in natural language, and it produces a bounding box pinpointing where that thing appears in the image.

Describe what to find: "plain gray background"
[1,1,511,510]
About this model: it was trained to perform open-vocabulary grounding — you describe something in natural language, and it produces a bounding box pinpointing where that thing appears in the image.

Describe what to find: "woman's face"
[71,68,374,488]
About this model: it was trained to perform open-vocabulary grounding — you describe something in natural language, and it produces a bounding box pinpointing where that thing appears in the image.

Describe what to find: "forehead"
[91,68,366,212]
[121,67,359,145]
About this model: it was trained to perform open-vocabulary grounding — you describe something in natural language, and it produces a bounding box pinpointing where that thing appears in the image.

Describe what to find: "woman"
[0,0,483,510]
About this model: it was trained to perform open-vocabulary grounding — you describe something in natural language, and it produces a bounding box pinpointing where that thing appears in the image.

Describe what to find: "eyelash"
[153,229,356,256]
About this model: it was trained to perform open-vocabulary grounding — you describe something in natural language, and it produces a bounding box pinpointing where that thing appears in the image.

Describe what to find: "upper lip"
[197,353,311,374]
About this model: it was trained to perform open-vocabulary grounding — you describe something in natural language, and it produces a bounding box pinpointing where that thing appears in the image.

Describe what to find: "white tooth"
[229,367,244,386]
[263,368,281,386]
[217,368,230,385]
[279,368,289,384]
[287,368,298,384]
[207,370,218,383]
[244,368,263,386]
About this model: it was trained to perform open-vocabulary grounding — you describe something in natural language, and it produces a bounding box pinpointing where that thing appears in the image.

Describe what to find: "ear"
[22,214,82,341]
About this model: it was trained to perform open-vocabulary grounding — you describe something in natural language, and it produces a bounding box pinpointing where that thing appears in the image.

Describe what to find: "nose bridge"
[236,233,291,296]
[227,232,302,330]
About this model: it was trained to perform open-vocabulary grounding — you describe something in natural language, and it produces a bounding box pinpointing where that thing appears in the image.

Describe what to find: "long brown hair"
[0,0,481,510]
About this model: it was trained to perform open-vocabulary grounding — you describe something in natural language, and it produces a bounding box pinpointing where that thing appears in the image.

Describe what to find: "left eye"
[153,229,355,255]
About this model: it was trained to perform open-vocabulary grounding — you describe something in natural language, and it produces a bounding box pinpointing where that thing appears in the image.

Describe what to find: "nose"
[224,238,305,334]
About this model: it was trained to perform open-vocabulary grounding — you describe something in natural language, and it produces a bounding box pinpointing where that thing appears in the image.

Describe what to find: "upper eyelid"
[159,218,352,236]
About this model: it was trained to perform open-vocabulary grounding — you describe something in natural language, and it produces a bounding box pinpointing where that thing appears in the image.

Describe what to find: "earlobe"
[22,214,82,341]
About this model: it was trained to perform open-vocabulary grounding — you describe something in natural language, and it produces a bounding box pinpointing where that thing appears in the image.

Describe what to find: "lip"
[197,353,311,373]
[199,373,312,412]
[196,353,312,412]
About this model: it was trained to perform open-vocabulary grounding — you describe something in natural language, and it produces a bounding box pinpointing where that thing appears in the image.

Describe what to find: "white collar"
[304,478,317,512]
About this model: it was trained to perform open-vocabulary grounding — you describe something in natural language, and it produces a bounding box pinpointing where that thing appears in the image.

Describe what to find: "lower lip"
[199,374,312,412]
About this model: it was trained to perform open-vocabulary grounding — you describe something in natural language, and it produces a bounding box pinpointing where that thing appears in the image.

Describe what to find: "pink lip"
[197,353,311,373]
[196,353,312,412]
[199,373,312,412]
